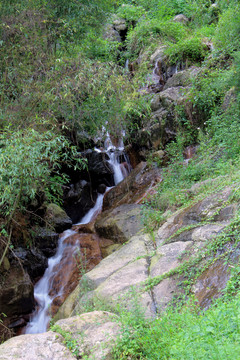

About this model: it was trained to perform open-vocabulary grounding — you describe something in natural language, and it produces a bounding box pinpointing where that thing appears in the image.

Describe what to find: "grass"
[112,292,240,359]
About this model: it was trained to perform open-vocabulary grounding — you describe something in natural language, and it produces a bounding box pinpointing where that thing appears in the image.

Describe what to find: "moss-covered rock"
[45,203,72,233]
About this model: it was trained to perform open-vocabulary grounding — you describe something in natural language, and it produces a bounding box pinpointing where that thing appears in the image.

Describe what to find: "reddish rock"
[102,162,161,211]
[48,232,102,316]
[72,221,95,234]
[193,259,230,309]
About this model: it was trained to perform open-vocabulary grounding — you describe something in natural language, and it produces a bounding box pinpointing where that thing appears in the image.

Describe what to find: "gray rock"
[153,277,179,312]
[113,17,127,32]
[173,14,189,24]
[150,46,167,65]
[95,204,144,243]
[103,23,122,42]
[156,187,234,246]
[151,87,186,112]
[81,234,152,289]
[55,311,120,360]
[0,331,75,360]
[163,67,200,90]
[150,241,193,277]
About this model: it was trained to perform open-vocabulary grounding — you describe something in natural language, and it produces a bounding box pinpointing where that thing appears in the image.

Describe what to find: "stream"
[24,134,130,334]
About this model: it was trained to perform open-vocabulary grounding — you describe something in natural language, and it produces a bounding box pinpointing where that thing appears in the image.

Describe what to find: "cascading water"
[25,229,76,334]
[24,132,131,334]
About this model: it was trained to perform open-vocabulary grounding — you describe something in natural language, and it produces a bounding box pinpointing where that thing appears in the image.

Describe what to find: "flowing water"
[25,133,131,334]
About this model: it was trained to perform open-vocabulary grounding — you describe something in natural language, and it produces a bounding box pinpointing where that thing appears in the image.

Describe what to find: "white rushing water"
[25,229,76,334]
[25,131,131,334]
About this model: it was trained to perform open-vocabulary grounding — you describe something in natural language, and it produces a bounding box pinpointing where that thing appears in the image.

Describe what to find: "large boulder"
[63,180,97,224]
[34,227,59,257]
[103,162,161,211]
[135,87,187,150]
[13,247,47,280]
[0,331,75,360]
[163,66,200,90]
[0,312,120,360]
[156,186,236,246]
[0,265,34,317]
[45,203,72,233]
[151,86,186,112]
[95,204,144,243]
[55,234,156,320]
[55,311,120,360]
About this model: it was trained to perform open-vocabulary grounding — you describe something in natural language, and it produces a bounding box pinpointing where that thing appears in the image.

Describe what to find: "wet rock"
[64,181,97,224]
[8,318,26,329]
[13,247,47,280]
[173,14,189,24]
[97,183,107,194]
[85,151,114,189]
[103,162,161,211]
[49,231,102,316]
[0,265,34,317]
[88,151,113,176]
[72,221,95,233]
[34,227,59,257]
[0,331,75,360]
[45,203,72,233]
[55,311,120,360]
[150,46,167,66]
[95,204,144,243]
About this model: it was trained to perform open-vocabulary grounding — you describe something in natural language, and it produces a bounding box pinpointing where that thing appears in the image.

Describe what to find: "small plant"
[51,324,80,358]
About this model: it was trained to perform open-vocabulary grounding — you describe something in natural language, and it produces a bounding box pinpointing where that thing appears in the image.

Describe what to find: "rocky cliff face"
[1,163,239,359]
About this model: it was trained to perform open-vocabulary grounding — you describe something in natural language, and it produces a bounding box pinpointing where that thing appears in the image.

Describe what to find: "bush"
[165,37,208,64]
[0,128,85,216]
[214,5,240,56]
[116,4,146,23]
[126,19,187,57]
[113,295,240,359]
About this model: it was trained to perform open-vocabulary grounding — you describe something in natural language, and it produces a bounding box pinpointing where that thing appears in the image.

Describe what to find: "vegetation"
[113,294,240,360]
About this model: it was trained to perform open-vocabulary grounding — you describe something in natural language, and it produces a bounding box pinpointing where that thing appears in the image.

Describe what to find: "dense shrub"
[165,37,208,64]
[214,5,240,56]
[126,19,187,57]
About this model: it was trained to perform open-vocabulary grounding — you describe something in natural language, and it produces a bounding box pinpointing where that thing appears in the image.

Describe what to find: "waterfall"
[24,133,130,334]
[25,229,76,334]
